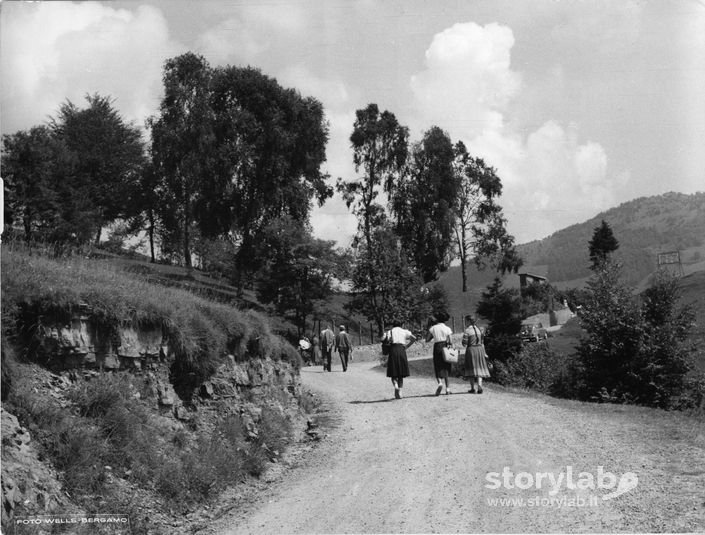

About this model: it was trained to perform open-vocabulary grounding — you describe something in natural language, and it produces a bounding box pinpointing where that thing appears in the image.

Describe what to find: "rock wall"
[1,409,78,527]
[2,315,305,531]
[35,315,166,371]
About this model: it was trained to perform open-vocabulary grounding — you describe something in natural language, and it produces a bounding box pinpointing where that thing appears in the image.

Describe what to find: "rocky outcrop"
[35,315,166,371]
[2,313,306,533]
[1,408,77,529]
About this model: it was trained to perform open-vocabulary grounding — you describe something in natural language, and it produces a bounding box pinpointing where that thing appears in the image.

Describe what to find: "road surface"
[205,354,705,534]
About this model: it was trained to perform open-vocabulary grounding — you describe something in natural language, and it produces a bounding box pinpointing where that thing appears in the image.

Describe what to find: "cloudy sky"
[2,0,704,245]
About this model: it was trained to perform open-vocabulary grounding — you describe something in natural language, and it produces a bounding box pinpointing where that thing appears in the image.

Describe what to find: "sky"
[1,0,704,246]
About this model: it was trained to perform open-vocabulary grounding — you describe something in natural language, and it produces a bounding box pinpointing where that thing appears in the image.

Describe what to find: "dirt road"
[206,351,705,534]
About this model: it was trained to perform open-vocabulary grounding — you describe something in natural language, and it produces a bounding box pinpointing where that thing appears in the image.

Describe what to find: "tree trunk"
[461,256,468,293]
[148,209,156,263]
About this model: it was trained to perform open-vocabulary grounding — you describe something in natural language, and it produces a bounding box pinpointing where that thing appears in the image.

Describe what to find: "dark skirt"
[433,341,452,379]
[386,344,410,378]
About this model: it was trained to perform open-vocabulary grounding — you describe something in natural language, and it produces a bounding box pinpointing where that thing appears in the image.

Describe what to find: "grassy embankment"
[1,246,308,528]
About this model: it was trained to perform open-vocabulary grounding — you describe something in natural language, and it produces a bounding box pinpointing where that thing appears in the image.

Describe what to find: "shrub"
[491,343,567,393]
[576,263,696,408]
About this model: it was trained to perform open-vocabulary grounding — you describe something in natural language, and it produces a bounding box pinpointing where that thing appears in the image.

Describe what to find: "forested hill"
[516,191,705,287]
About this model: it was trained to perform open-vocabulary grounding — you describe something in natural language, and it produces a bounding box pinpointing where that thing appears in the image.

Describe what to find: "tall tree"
[391,126,459,283]
[1,126,67,243]
[150,55,332,276]
[209,65,332,284]
[338,103,408,251]
[588,219,619,269]
[52,94,146,244]
[150,53,214,269]
[452,142,522,292]
[337,104,408,328]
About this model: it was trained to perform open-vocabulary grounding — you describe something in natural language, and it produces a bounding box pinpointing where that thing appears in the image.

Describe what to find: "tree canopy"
[2,95,146,246]
[149,53,332,276]
[391,126,459,283]
[588,219,619,269]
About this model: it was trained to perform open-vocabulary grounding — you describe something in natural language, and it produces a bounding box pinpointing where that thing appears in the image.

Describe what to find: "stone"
[200,382,214,398]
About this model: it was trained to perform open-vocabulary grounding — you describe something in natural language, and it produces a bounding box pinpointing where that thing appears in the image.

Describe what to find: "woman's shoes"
[468,388,476,394]
[435,384,443,396]
[446,389,452,395]
[478,387,483,394]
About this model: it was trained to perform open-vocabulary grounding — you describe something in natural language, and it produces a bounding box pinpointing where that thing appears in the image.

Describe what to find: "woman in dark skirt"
[384,319,417,399]
[462,314,491,393]
[426,311,454,395]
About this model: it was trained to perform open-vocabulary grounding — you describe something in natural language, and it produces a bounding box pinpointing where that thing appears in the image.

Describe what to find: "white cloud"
[410,21,619,243]
[410,22,520,138]
[1,3,179,133]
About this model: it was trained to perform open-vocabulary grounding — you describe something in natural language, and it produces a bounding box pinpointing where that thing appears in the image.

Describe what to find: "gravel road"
[207,352,705,534]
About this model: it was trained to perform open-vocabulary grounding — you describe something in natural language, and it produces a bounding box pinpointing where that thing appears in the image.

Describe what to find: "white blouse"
[428,323,452,343]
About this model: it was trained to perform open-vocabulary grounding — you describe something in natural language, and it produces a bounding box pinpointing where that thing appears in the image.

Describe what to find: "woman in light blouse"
[462,314,491,393]
[426,311,454,396]
[384,318,417,399]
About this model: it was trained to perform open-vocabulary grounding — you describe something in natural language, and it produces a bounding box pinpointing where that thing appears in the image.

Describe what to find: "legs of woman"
[444,376,451,395]
[392,377,403,399]
[435,375,443,396]
[477,377,483,394]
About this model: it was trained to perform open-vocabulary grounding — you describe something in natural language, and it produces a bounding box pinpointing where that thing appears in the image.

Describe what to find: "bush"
[576,263,696,408]
[491,343,567,393]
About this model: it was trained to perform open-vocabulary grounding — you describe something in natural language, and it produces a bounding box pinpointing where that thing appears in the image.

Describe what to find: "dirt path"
[203,353,705,534]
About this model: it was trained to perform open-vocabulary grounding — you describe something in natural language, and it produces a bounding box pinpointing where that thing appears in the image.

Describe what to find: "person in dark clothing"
[335,325,353,372]
[384,319,417,399]
[320,324,335,372]
[426,311,454,395]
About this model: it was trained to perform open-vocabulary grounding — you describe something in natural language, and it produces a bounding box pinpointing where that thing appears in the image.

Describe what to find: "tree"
[575,261,695,407]
[52,94,146,244]
[256,216,340,335]
[476,277,523,362]
[149,53,214,269]
[588,219,619,269]
[1,126,67,243]
[636,269,694,406]
[337,104,408,329]
[452,142,522,292]
[390,126,460,283]
[348,224,428,336]
[209,65,332,284]
[338,103,408,251]
[150,55,333,276]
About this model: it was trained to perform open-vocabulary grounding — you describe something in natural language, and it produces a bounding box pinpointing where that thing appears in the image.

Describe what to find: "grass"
[2,247,300,397]
[5,365,300,518]
[1,244,309,531]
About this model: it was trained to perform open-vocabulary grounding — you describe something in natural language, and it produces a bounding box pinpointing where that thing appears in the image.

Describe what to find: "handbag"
[381,332,392,355]
[485,353,494,371]
[442,347,459,364]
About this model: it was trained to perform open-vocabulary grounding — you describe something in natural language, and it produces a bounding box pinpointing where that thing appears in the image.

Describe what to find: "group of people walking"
[300,324,353,372]
[384,313,491,399]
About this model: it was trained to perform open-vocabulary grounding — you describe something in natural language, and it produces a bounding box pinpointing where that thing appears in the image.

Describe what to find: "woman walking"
[384,319,416,399]
[311,333,321,366]
[426,312,454,396]
[462,315,491,393]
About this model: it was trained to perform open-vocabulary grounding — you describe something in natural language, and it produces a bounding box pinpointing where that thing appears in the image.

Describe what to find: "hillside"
[517,191,705,286]
[435,191,705,326]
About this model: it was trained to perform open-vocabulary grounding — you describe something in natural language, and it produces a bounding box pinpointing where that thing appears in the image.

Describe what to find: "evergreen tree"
[588,219,619,269]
